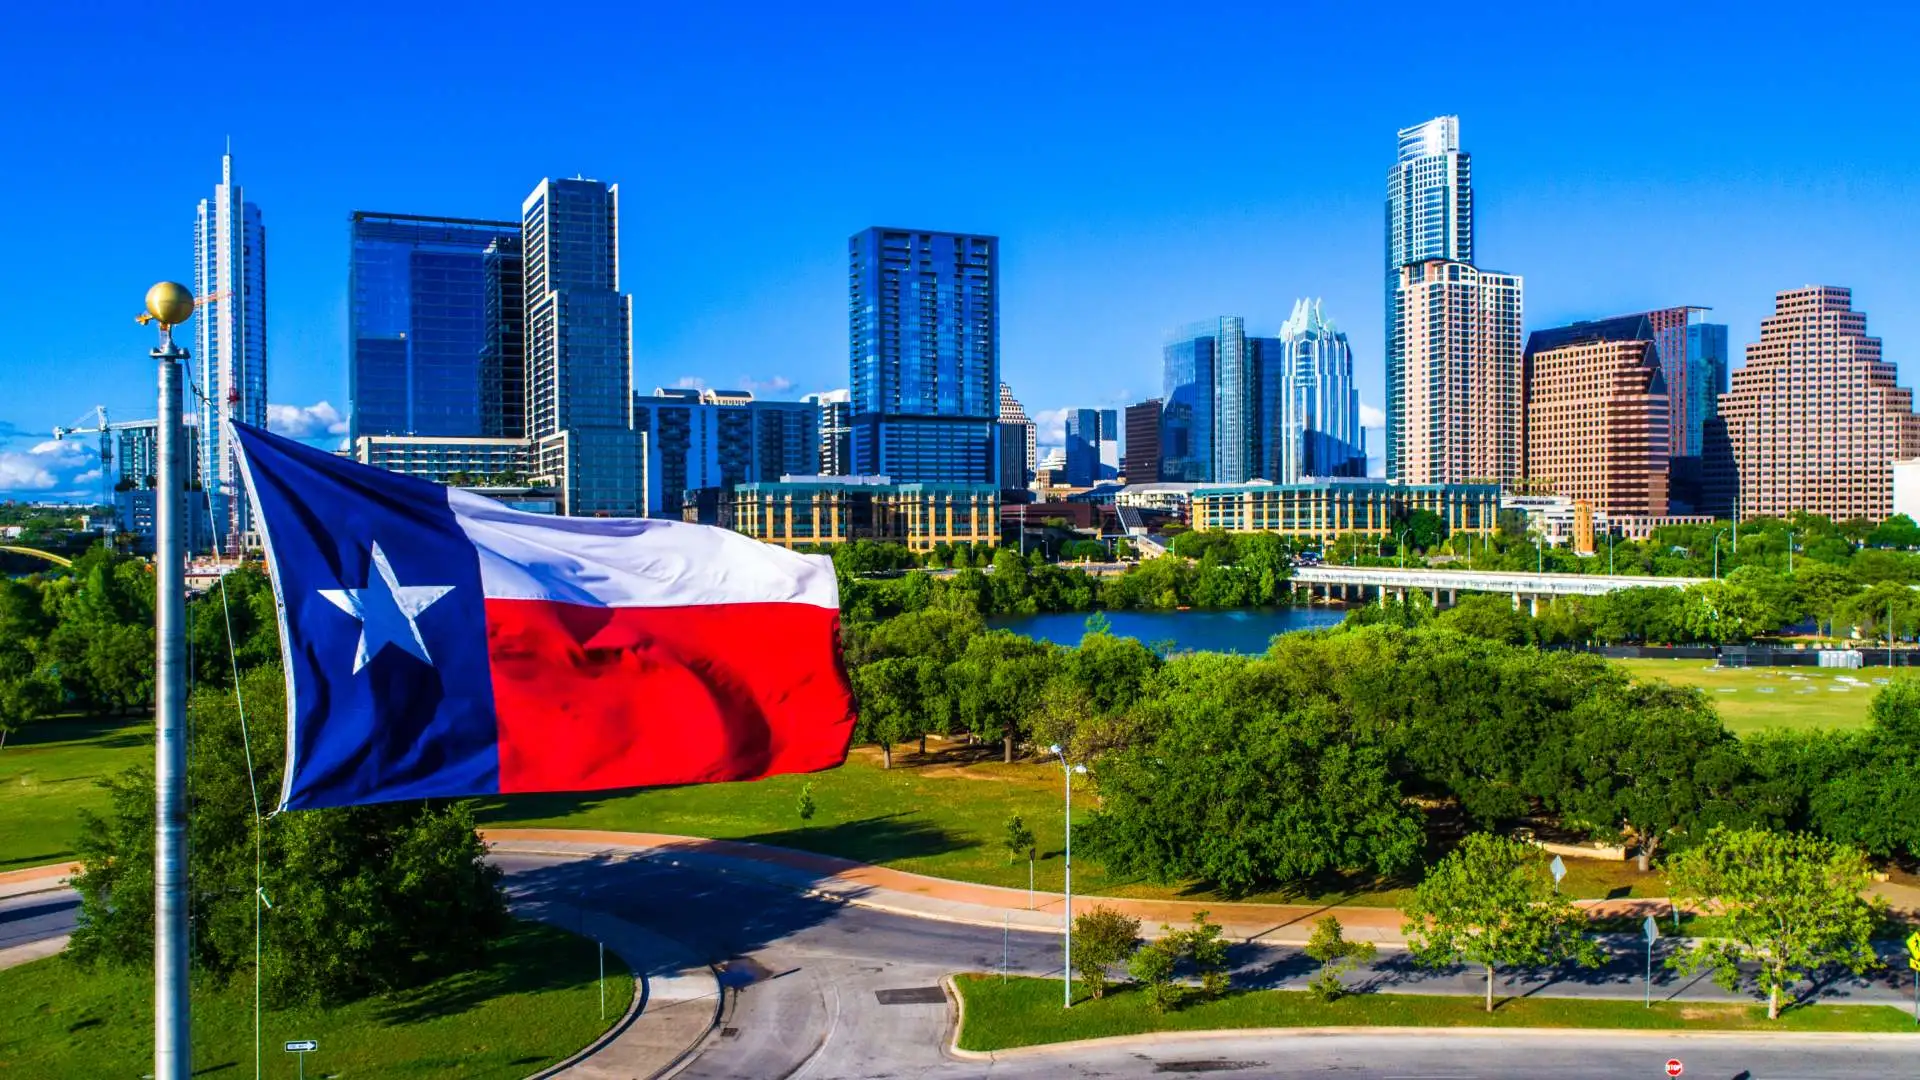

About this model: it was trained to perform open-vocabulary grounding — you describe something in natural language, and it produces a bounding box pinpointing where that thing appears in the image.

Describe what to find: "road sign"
[1643,915,1660,943]
[284,1040,317,1053]
[1665,1059,1683,1077]
[1906,931,1920,957]
[1549,855,1566,888]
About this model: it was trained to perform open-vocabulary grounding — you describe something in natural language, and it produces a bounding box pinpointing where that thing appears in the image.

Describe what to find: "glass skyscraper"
[1162,321,1219,483]
[1276,298,1365,482]
[481,235,526,439]
[1063,408,1119,487]
[633,389,821,518]
[194,149,267,548]
[848,228,1000,484]
[348,212,522,441]
[1385,117,1473,480]
[523,178,644,516]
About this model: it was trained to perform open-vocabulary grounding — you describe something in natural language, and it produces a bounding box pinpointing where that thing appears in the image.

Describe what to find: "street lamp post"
[1606,532,1615,576]
[1399,529,1414,570]
[141,283,195,1080]
[1786,529,1795,574]
[1049,744,1087,1008]
[1536,536,1543,574]
[1712,530,1727,580]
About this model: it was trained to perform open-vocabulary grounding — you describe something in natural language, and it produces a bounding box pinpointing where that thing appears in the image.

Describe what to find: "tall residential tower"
[1394,260,1524,484]
[1385,117,1474,480]
[522,177,645,516]
[194,149,268,547]
[848,228,1000,484]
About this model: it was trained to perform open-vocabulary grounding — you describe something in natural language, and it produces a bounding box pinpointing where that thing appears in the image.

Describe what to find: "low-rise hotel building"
[730,476,999,551]
[1191,479,1499,542]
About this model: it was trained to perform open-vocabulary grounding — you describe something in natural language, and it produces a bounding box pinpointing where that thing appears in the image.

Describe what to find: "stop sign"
[1665,1060,1683,1077]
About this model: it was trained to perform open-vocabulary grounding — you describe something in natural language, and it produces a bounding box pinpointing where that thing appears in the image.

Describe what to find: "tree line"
[850,607,1920,893]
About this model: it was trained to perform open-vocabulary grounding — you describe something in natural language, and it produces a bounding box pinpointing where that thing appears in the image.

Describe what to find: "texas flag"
[231,422,856,811]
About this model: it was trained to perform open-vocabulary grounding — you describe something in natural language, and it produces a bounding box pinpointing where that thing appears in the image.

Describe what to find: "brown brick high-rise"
[1718,287,1918,521]
[1525,337,1670,516]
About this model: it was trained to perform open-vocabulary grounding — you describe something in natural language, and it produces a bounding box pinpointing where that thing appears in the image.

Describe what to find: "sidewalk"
[513,899,719,1080]
[0,862,80,902]
[486,828,1443,946]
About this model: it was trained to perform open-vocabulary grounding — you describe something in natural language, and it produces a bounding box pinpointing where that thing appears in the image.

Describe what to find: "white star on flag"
[318,541,456,673]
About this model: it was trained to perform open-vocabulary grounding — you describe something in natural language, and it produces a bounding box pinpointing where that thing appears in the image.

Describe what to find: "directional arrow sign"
[284,1040,318,1053]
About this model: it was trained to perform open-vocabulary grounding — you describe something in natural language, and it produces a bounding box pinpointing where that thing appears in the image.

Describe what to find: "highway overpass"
[1292,564,1706,614]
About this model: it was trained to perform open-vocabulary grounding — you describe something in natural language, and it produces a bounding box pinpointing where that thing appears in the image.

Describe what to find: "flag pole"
[146,283,195,1080]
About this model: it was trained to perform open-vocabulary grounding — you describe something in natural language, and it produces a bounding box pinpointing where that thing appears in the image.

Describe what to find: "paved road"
[0,890,79,950]
[10,857,1918,1077]
[495,852,1920,1080]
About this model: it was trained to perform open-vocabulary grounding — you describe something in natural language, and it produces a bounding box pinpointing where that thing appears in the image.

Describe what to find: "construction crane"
[52,406,114,507]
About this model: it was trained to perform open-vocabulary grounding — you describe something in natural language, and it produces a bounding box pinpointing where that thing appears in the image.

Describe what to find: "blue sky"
[3,1,1915,497]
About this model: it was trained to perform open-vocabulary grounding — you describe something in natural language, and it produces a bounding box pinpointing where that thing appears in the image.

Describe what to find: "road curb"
[514,902,720,1080]
[939,976,1920,1062]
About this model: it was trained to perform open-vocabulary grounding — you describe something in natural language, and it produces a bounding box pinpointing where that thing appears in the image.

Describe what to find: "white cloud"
[1032,407,1071,445]
[266,401,349,440]
[1359,401,1386,429]
[667,374,799,398]
[671,376,707,391]
[0,438,97,494]
[741,375,796,396]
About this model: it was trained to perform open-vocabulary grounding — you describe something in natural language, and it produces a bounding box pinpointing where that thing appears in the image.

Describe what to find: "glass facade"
[481,235,526,438]
[1063,408,1118,487]
[1161,322,1218,483]
[349,213,522,441]
[1213,317,1252,483]
[194,151,268,546]
[848,228,1000,483]
[633,391,822,517]
[1276,298,1366,482]
[1385,117,1473,481]
[523,178,643,516]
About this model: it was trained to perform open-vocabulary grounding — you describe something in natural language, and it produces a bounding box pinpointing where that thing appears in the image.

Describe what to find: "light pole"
[1606,532,1615,576]
[1536,536,1544,574]
[1399,529,1414,570]
[141,282,195,1080]
[1786,529,1795,574]
[1050,744,1087,1008]
[1712,530,1727,580]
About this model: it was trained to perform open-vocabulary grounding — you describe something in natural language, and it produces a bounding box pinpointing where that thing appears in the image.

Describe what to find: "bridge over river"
[1291,564,1706,615]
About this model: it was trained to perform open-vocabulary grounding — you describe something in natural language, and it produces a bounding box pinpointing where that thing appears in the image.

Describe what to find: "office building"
[1718,286,1919,521]
[351,435,531,483]
[194,148,268,547]
[1192,479,1499,543]
[849,228,999,483]
[1276,298,1365,482]
[522,177,646,516]
[731,476,999,551]
[1064,408,1119,487]
[632,389,821,518]
[1123,398,1162,483]
[803,389,852,476]
[348,212,521,442]
[1162,321,1220,482]
[997,383,1037,492]
[481,235,527,438]
[1386,117,1474,479]
[110,419,211,554]
[1393,260,1524,485]
[1523,324,1670,517]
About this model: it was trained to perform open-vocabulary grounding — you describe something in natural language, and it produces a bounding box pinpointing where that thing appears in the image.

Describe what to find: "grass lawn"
[0,713,150,871]
[0,919,632,1078]
[1612,658,1879,735]
[952,975,1917,1050]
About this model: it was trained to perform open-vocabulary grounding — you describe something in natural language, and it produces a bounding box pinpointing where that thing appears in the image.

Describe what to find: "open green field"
[952,975,1917,1050]
[1612,658,1880,735]
[0,920,632,1078]
[0,714,150,870]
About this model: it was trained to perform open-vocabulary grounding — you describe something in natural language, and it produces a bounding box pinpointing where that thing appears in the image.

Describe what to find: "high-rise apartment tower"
[194,149,268,547]
[1385,117,1473,480]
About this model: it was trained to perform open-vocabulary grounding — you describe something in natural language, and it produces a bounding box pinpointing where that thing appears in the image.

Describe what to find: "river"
[986,607,1346,654]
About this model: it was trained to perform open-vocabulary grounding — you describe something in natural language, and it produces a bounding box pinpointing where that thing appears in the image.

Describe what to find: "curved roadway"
[6,854,1913,1078]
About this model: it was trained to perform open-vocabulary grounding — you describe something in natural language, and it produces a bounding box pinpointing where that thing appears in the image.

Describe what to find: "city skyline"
[4,5,1917,498]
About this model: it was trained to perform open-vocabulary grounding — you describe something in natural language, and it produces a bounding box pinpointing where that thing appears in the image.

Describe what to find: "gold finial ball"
[145,282,196,329]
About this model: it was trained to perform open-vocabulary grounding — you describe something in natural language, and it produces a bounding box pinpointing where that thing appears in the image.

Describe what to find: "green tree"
[1556,682,1752,870]
[1665,827,1882,1019]
[1304,915,1377,1002]
[1792,562,1859,638]
[1867,513,1920,549]
[1182,909,1230,1000]
[1401,833,1603,1012]
[67,666,508,1005]
[950,630,1051,761]
[1071,905,1140,1000]
[850,656,929,769]
[1837,580,1920,642]
[1126,935,1182,1012]
[1086,652,1422,896]
[1804,679,1920,860]
[1003,813,1036,864]
[797,780,817,821]
[1436,593,1534,645]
